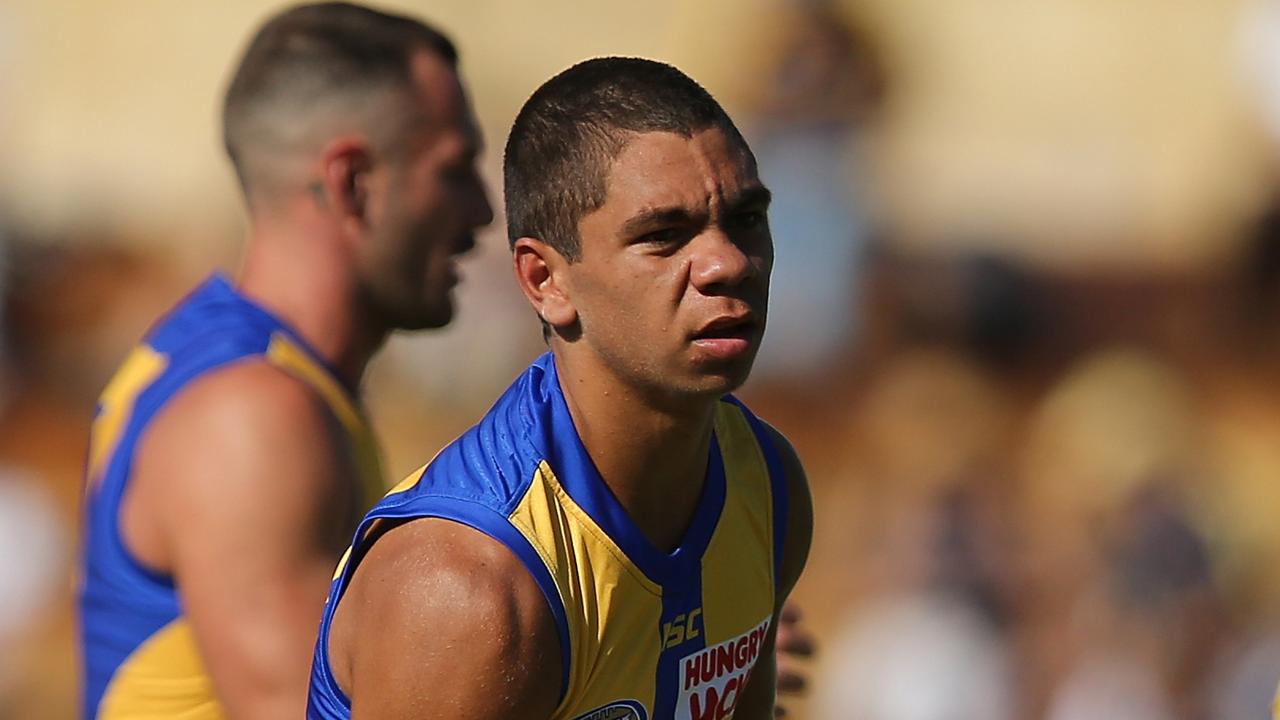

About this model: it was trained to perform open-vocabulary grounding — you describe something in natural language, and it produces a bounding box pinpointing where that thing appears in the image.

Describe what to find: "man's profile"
[77,4,491,718]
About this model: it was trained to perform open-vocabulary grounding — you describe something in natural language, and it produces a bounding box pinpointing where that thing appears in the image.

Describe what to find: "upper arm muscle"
[128,361,358,718]
[335,517,562,720]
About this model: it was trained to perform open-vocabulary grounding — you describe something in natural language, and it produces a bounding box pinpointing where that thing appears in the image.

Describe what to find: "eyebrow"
[620,185,774,238]
[724,185,773,212]
[621,207,699,238]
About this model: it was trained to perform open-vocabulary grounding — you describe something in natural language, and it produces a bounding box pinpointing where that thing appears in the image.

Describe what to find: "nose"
[690,230,756,293]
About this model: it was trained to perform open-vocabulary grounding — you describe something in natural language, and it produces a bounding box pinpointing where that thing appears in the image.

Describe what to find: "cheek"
[573,267,633,331]
[756,255,773,288]
[611,270,681,335]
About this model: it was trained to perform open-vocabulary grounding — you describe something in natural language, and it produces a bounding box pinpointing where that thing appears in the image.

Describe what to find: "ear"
[315,136,374,226]
[513,237,577,331]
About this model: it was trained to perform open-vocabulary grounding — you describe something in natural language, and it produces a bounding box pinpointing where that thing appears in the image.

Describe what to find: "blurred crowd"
[6,0,1280,718]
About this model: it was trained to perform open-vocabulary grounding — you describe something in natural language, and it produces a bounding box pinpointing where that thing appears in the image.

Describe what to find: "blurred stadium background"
[5,0,1280,717]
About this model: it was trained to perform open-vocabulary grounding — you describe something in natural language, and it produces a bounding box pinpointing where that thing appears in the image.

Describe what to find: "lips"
[693,313,758,340]
[452,233,476,256]
[691,313,760,361]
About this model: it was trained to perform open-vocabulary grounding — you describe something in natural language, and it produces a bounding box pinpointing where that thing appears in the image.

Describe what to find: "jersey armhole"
[334,497,573,706]
[94,340,277,592]
[726,399,789,596]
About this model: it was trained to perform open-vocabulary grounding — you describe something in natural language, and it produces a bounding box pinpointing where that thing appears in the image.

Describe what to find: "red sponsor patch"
[676,617,771,720]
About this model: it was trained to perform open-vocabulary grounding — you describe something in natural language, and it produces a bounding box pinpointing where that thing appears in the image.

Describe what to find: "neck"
[236,211,387,389]
[552,350,719,553]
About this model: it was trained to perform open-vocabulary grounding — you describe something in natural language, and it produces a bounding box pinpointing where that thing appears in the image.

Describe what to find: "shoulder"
[760,423,807,496]
[340,518,560,646]
[722,398,806,495]
[135,359,352,536]
[331,517,562,718]
[142,359,346,479]
[145,359,341,464]
[171,356,332,415]
[400,374,548,508]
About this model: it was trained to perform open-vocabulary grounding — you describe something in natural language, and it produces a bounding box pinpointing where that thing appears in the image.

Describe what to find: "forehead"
[600,128,758,215]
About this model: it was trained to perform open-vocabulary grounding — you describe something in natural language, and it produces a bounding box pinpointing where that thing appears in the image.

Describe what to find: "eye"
[443,163,476,184]
[639,227,682,246]
[729,210,767,231]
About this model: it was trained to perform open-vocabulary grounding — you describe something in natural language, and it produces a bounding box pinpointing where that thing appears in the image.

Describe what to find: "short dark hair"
[503,57,751,260]
[222,2,457,197]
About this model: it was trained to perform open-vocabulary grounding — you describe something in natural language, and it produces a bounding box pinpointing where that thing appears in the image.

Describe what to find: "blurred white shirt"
[813,592,1015,720]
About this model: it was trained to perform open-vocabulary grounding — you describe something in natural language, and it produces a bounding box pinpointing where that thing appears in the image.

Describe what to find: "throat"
[553,352,721,553]
[585,416,718,554]
[627,456,713,554]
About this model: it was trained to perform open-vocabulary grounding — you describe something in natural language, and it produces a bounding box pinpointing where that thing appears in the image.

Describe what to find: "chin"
[686,366,754,399]
[713,372,751,396]
[391,301,454,331]
[688,354,757,394]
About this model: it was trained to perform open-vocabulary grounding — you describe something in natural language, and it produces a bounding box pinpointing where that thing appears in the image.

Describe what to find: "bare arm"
[733,425,814,720]
[331,517,562,720]
[124,362,358,719]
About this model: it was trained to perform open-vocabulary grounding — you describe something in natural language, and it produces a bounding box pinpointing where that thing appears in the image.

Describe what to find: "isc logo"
[660,608,704,649]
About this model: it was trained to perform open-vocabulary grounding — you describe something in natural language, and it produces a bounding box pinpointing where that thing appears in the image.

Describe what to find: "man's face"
[566,127,773,400]
[359,51,493,330]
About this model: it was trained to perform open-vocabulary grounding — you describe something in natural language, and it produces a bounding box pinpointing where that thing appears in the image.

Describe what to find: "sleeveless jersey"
[307,352,788,720]
[79,274,384,719]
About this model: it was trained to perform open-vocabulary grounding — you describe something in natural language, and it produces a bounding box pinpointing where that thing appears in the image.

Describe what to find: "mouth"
[690,313,760,361]
[445,236,476,284]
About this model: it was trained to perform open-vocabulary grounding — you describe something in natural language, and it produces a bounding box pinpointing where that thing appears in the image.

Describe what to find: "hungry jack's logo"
[675,617,771,720]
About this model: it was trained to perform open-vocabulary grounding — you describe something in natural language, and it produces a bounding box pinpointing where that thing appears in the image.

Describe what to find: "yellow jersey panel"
[698,405,776,644]
[98,620,223,720]
[86,347,167,487]
[510,461,664,716]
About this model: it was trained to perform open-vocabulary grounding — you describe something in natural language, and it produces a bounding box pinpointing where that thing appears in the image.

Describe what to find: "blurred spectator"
[0,225,11,413]
[745,2,884,382]
[815,591,1016,720]
[1045,651,1174,720]
[813,489,1017,720]
[1017,349,1233,720]
[0,467,68,706]
[0,240,191,718]
[1042,485,1217,720]
[811,344,1019,720]
[1205,628,1280,719]
[1239,0,1280,153]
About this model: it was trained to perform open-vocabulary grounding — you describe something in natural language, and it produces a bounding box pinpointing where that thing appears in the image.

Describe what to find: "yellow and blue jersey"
[79,274,383,720]
[308,353,788,720]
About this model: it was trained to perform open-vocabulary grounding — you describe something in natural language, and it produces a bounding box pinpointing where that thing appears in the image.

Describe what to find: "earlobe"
[513,238,577,330]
